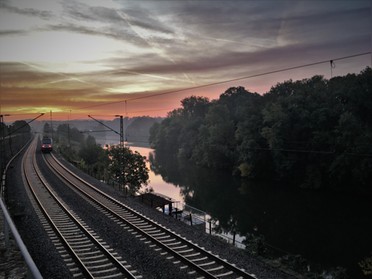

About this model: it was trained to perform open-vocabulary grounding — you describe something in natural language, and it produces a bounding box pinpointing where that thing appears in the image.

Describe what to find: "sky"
[0,0,371,121]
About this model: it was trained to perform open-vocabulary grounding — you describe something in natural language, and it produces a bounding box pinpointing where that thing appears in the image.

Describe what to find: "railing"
[171,201,247,249]
[1,135,42,279]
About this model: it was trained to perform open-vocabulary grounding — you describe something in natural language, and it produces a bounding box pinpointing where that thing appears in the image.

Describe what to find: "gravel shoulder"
[52,151,296,279]
[5,146,297,278]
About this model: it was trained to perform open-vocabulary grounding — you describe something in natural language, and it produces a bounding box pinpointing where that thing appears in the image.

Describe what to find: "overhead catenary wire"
[77,51,371,110]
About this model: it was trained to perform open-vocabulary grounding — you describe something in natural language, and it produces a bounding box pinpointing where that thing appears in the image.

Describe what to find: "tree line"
[149,67,372,190]
[1,120,32,172]
[44,123,149,194]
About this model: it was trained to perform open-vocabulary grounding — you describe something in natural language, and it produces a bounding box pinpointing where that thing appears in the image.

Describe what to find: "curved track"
[22,138,140,279]
[42,144,256,279]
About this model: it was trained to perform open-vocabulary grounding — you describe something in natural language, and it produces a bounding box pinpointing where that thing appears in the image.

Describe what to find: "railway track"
[42,144,257,278]
[22,138,140,279]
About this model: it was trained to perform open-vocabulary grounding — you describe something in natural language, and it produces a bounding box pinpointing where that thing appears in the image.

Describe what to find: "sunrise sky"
[0,0,371,121]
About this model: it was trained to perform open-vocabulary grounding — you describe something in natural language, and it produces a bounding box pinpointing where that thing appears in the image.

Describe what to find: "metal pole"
[88,115,125,193]
[1,198,43,278]
[119,115,125,193]
[119,116,124,149]
[124,101,127,147]
[67,122,70,146]
[50,110,53,140]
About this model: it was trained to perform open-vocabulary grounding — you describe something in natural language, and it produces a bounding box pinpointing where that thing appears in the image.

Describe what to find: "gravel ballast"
[6,145,296,278]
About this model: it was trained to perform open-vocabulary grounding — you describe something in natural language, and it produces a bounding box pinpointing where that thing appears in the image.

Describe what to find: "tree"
[79,135,106,165]
[192,103,236,169]
[0,121,8,137]
[10,120,31,135]
[150,68,372,190]
[107,145,149,194]
[43,122,52,136]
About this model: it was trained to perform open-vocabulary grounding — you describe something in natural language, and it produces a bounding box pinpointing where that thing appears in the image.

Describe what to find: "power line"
[77,51,371,110]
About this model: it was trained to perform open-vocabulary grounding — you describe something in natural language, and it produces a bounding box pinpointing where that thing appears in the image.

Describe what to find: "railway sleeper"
[198,261,216,267]
[91,267,118,275]
[58,223,77,229]
[172,244,188,250]
[74,246,97,253]
[68,237,91,243]
[65,260,76,267]
[205,265,224,273]
[88,262,114,270]
[130,219,147,225]
[137,224,153,229]
[55,245,67,252]
[190,257,209,263]
[160,238,177,244]
[187,270,197,275]
[71,242,94,249]
[78,250,102,256]
[63,229,83,236]
[142,228,160,234]
[155,235,171,241]
[178,248,194,254]
[213,270,234,278]
[123,215,138,220]
[165,240,181,246]
[98,272,127,279]
[81,254,107,261]
[68,267,81,273]
[151,232,166,238]
[184,252,201,258]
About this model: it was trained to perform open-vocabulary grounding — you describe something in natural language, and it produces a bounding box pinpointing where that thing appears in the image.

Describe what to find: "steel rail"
[46,152,256,279]
[23,139,93,278]
[24,139,138,279]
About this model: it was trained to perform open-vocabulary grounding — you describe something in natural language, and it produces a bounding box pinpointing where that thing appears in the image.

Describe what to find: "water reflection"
[149,149,372,277]
[131,146,184,202]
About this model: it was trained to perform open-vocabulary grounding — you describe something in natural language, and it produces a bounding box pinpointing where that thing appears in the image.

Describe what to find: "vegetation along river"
[130,145,372,278]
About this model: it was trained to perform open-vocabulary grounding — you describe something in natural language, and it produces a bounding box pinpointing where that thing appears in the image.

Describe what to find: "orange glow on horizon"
[1,1,370,123]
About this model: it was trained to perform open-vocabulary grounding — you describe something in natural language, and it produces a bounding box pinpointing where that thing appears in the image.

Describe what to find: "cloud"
[0,1,53,20]
[1,0,371,119]
[0,29,28,36]
[62,1,174,35]
[112,35,369,77]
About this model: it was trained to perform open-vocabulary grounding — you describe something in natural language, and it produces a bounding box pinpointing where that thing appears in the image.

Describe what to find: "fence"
[171,201,247,249]
[1,135,42,279]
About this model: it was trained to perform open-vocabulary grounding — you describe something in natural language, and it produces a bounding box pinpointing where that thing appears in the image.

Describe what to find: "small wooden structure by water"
[139,192,178,215]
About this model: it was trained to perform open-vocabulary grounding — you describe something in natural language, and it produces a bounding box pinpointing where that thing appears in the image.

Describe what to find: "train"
[41,136,53,153]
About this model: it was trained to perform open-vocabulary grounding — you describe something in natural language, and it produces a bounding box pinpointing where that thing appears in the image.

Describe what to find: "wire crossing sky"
[0,0,371,121]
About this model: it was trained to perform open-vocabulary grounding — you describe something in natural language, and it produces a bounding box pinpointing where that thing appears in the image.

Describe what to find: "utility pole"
[117,115,124,149]
[67,110,71,147]
[116,115,125,193]
[50,110,53,140]
[88,115,125,192]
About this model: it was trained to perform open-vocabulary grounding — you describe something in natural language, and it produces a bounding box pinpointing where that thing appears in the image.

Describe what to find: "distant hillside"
[126,117,163,147]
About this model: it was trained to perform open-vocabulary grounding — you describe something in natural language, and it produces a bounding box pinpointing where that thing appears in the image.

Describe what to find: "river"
[128,145,372,278]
